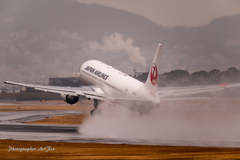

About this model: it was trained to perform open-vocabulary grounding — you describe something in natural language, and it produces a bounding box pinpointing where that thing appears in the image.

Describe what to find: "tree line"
[136,67,240,87]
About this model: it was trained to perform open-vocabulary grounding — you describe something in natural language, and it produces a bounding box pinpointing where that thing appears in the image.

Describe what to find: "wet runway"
[1,99,240,148]
[0,123,78,133]
[1,123,240,147]
[0,110,80,122]
[0,102,68,106]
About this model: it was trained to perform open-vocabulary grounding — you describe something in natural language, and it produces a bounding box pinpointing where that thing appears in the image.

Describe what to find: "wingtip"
[4,81,11,84]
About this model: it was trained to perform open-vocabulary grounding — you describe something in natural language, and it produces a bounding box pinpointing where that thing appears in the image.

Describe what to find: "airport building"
[49,72,84,87]
[0,87,10,93]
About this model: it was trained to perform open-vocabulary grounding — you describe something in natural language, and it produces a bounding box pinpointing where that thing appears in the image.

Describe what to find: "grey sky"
[77,0,240,27]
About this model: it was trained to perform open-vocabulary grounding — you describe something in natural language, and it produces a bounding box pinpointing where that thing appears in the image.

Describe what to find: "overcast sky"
[77,0,240,27]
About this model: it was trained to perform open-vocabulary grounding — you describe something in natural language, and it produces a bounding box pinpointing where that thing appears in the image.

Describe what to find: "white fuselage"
[80,60,160,104]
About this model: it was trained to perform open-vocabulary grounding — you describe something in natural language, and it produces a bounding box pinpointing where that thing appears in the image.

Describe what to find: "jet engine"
[61,93,79,105]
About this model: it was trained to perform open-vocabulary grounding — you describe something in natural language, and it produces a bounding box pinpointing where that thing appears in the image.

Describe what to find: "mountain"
[2,0,240,47]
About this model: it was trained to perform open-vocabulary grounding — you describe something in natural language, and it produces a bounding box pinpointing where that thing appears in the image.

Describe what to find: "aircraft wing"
[5,81,240,102]
[4,81,150,102]
[4,81,108,100]
[158,83,240,99]
[4,81,157,104]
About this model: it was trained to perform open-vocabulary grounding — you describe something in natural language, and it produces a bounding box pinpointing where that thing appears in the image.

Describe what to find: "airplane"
[4,44,240,115]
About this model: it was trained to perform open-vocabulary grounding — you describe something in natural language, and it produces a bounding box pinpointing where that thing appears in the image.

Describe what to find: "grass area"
[25,114,86,125]
[1,140,240,159]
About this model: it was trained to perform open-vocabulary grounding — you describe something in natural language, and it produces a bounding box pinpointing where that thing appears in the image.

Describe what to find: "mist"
[79,99,240,146]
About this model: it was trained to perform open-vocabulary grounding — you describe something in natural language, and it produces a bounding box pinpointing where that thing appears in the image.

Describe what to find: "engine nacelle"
[61,93,79,105]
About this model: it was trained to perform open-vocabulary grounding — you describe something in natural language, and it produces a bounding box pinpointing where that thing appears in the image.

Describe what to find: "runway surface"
[1,123,240,147]
[0,110,80,122]
[0,123,78,133]
[0,102,67,106]
[1,99,240,148]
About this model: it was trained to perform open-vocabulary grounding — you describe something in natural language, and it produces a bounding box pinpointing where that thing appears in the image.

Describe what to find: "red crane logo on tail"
[150,63,158,86]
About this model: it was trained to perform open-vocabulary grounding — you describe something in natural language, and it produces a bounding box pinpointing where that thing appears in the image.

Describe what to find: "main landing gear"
[90,99,101,116]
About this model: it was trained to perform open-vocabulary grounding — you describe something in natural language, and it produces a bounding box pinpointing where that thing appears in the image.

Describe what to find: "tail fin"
[144,44,162,95]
